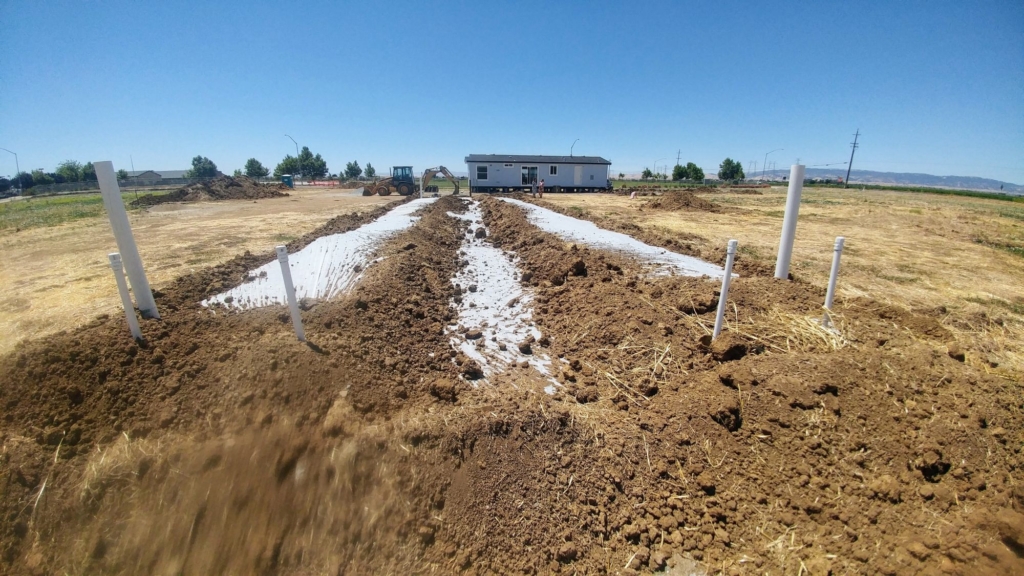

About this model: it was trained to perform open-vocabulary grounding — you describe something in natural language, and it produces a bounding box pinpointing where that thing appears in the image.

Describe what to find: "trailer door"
[574,165,583,186]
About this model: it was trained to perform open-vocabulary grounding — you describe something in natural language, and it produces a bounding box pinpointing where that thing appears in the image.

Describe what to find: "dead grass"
[0,189,394,355]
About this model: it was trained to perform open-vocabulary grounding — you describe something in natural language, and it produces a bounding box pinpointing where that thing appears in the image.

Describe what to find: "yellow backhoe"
[364,165,464,196]
[420,166,463,196]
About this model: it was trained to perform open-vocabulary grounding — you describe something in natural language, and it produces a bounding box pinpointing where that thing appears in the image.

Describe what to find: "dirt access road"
[0,186,392,355]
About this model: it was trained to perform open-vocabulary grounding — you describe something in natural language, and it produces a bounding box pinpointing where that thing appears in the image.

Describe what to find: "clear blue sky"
[2,0,1022,183]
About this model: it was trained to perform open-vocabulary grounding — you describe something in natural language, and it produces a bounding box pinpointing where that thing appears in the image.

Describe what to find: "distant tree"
[233,169,243,177]
[185,155,219,178]
[81,162,97,181]
[244,158,270,180]
[364,163,376,179]
[685,162,704,181]
[718,158,744,181]
[641,168,653,180]
[31,169,54,186]
[0,177,10,193]
[672,164,685,181]
[344,161,362,180]
[618,172,624,179]
[13,171,33,190]
[274,155,300,178]
[291,146,328,180]
[56,160,83,182]
[116,168,129,180]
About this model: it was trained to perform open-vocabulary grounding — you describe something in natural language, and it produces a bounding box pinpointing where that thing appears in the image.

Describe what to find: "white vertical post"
[774,164,806,280]
[108,253,143,340]
[713,240,738,340]
[276,246,306,341]
[822,236,845,328]
[95,161,160,319]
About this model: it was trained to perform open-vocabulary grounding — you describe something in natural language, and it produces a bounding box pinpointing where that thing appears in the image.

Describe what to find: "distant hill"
[763,168,1023,195]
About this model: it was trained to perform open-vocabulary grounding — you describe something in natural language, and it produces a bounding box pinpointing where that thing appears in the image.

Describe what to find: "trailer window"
[549,165,557,176]
[477,166,488,180]
[504,163,513,167]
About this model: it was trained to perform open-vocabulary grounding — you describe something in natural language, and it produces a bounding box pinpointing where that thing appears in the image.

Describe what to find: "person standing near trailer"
[531,180,537,198]
[538,179,545,198]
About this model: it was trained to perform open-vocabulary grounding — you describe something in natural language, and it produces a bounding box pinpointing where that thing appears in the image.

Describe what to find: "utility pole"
[1,148,20,195]
[286,134,301,183]
[676,149,681,168]
[844,129,859,188]
[762,149,782,181]
[571,138,579,157]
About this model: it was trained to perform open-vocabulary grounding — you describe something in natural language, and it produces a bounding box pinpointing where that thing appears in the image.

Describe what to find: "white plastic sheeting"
[499,197,728,279]
[447,201,558,388]
[204,198,437,309]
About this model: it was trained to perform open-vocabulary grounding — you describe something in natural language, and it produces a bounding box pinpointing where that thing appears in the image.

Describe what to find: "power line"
[844,129,859,188]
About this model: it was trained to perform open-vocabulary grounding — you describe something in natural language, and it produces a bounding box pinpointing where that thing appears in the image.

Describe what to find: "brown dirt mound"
[1,196,1022,575]
[645,190,722,212]
[129,176,289,207]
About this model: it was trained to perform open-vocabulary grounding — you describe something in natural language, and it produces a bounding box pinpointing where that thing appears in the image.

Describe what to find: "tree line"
[637,158,745,183]
[1,149,387,194]
[1,160,99,192]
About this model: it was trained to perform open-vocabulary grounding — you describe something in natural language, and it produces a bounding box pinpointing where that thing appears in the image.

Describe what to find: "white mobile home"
[465,154,612,193]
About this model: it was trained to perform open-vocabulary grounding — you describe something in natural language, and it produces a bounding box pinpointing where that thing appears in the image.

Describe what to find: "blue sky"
[2,0,1022,183]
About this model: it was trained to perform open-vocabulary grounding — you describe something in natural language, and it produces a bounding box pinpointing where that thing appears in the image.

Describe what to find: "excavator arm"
[421,166,463,196]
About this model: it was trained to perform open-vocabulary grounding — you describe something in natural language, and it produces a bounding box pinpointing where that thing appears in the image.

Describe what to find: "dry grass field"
[543,187,1024,376]
[0,187,392,355]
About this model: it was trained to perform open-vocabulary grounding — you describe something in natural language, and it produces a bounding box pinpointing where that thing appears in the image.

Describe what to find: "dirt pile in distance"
[130,176,289,207]
[645,190,722,212]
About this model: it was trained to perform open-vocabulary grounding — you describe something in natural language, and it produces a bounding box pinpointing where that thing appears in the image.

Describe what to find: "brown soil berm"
[129,175,289,207]
[1,196,1022,575]
[644,190,722,212]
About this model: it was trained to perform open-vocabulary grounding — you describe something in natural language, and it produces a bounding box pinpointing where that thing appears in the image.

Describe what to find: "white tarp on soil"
[204,198,437,309]
[499,197,728,279]
[447,201,557,388]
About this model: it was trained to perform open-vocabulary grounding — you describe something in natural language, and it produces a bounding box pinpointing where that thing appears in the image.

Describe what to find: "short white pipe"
[822,236,845,328]
[276,245,306,341]
[95,161,160,319]
[774,164,806,280]
[713,239,738,340]
[108,253,143,340]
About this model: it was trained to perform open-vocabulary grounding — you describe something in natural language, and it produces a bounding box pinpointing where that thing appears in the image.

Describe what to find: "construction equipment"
[364,165,464,197]
[366,166,417,196]
[420,166,462,195]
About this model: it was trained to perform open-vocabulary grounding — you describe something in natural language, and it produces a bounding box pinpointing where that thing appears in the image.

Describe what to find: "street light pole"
[285,134,301,184]
[762,149,782,181]
[570,138,579,157]
[0,148,20,195]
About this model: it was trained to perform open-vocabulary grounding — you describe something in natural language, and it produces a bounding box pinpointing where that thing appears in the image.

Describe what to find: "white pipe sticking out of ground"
[204,198,437,309]
[499,197,729,279]
[447,200,559,391]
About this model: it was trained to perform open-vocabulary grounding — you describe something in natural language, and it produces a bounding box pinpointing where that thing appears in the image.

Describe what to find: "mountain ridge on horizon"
[759,168,1023,194]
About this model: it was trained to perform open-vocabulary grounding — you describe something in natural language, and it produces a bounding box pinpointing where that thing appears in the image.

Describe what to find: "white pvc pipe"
[822,236,845,328]
[774,164,806,280]
[108,253,143,340]
[712,239,738,340]
[276,246,306,341]
[95,161,160,319]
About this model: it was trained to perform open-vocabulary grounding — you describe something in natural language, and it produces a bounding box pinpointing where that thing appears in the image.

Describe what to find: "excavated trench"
[1,195,1022,575]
